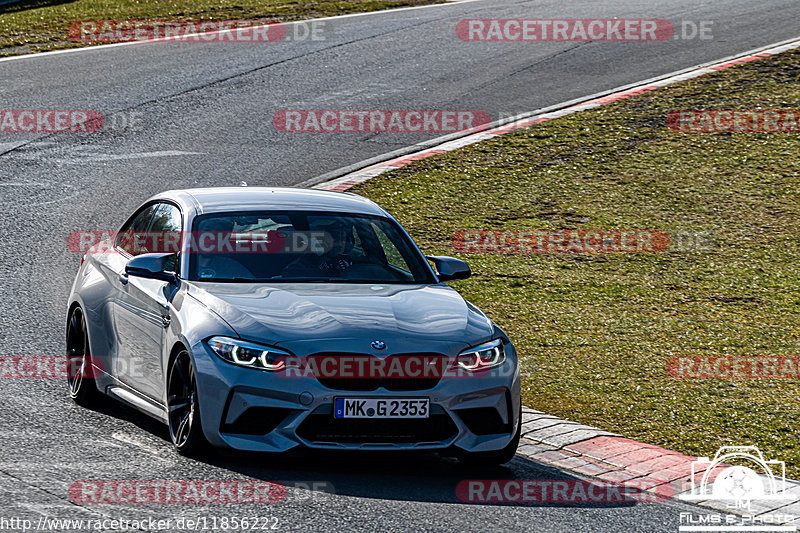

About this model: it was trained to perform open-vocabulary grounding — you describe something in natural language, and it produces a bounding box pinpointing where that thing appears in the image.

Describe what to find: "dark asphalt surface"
[0,0,798,530]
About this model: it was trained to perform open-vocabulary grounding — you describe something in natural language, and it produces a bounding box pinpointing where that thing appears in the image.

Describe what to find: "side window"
[116,204,157,256]
[149,203,183,258]
[370,222,412,274]
[351,226,364,255]
[150,203,182,232]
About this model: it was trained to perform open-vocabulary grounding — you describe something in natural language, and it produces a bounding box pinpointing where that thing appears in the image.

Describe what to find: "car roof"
[152,187,389,217]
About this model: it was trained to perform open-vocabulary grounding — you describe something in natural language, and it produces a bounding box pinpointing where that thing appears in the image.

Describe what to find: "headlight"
[456,339,506,372]
[207,336,291,371]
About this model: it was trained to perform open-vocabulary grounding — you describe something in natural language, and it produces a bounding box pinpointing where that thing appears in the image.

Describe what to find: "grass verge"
[355,49,800,476]
[0,0,440,57]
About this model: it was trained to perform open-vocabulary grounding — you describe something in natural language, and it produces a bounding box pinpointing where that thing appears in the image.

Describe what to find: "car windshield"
[188,211,436,284]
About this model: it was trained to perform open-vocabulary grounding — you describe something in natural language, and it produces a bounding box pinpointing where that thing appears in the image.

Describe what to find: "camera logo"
[680,446,792,510]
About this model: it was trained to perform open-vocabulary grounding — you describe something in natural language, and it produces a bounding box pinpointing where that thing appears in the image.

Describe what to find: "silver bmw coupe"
[66,187,521,464]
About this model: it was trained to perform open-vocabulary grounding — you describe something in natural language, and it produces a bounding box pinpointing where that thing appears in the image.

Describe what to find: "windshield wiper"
[196,277,260,282]
[195,277,405,283]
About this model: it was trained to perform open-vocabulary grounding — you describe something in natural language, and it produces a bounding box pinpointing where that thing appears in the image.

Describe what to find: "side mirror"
[426,255,471,282]
[125,253,178,283]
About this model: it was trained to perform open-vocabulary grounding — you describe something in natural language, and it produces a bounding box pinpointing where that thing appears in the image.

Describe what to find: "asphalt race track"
[0,0,798,530]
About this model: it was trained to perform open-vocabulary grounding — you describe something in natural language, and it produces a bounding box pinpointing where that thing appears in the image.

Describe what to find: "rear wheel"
[167,350,209,456]
[66,307,100,406]
[459,411,521,466]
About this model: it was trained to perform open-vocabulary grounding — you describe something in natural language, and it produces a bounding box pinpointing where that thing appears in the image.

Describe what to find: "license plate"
[334,398,429,419]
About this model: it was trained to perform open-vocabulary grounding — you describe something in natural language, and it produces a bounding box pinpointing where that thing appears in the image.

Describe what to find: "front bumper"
[191,340,521,453]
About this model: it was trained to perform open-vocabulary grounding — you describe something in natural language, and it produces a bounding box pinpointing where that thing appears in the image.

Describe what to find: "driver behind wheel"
[284,220,356,277]
[316,221,355,275]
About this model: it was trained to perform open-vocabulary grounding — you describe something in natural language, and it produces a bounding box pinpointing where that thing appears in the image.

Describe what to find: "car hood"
[186,282,495,355]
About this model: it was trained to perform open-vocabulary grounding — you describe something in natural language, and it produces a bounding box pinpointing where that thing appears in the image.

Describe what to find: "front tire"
[66,307,100,406]
[167,350,209,456]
